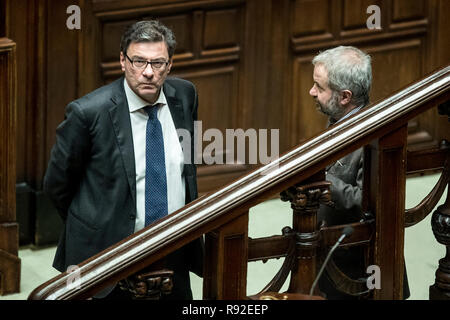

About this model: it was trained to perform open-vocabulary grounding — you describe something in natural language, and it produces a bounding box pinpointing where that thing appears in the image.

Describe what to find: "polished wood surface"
[0,36,20,295]
[369,124,408,299]
[204,212,249,299]
[280,173,331,295]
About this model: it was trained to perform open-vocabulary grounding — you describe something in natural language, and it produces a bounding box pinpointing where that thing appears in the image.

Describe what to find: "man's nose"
[309,86,316,97]
[142,63,154,77]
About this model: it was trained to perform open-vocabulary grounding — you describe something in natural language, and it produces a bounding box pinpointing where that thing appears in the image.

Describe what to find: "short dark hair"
[120,20,177,58]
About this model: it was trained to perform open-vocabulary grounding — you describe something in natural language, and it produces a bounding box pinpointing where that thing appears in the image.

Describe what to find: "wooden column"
[281,171,332,295]
[203,211,249,300]
[369,124,408,300]
[0,36,20,295]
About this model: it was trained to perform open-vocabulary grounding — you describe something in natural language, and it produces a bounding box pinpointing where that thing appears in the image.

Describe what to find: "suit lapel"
[108,79,137,207]
[164,81,186,131]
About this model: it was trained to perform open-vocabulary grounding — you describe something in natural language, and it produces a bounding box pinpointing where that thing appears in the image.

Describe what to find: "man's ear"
[120,52,126,72]
[167,58,173,74]
[341,90,353,105]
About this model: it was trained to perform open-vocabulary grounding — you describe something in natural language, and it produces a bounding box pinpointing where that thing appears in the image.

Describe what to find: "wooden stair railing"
[29,65,450,300]
[247,140,450,300]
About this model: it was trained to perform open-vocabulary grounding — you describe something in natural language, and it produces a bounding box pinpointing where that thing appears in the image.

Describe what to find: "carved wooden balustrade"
[29,65,450,300]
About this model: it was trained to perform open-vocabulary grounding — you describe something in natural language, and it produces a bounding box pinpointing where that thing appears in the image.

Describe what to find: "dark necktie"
[144,105,168,226]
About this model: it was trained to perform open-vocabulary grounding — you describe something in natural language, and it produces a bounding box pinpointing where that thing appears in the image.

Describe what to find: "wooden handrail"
[29,65,450,300]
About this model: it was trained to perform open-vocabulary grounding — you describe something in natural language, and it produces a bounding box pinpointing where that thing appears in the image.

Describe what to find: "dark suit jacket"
[44,77,203,299]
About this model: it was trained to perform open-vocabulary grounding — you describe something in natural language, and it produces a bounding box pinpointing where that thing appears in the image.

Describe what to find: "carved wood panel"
[392,0,426,23]
[0,38,16,227]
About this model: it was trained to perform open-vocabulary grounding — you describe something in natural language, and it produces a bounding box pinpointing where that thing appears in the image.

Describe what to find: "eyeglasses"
[125,54,169,71]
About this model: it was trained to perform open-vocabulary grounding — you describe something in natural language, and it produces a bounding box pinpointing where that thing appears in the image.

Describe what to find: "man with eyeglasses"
[44,20,203,300]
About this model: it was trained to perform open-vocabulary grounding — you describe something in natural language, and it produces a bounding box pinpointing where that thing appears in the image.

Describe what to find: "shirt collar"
[332,105,364,125]
[124,78,167,112]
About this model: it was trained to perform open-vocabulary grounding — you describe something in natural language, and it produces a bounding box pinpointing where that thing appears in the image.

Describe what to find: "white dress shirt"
[124,79,186,233]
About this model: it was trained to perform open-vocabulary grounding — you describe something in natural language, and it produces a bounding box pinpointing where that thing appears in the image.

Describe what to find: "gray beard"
[318,91,343,122]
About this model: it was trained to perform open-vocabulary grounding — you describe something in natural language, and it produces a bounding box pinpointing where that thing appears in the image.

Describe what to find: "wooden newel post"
[430,183,450,300]
[281,171,332,295]
[429,101,450,300]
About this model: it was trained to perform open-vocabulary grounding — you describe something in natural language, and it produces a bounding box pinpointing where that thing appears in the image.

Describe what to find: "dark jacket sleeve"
[327,154,363,212]
[319,148,364,225]
[43,101,90,220]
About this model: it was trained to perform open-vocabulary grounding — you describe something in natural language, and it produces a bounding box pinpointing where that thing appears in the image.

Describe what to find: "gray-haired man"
[309,46,409,299]
[44,20,203,299]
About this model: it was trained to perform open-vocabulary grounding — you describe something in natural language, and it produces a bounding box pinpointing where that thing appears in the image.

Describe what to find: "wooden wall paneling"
[368,40,424,103]
[239,0,271,134]
[31,0,47,190]
[341,0,384,38]
[264,0,291,153]
[0,36,20,295]
[7,0,79,245]
[6,0,44,187]
[91,0,187,13]
[391,0,426,24]
[169,3,247,193]
[415,0,450,143]
[0,38,16,247]
[45,0,80,168]
[7,0,44,245]
[79,0,102,96]
[176,67,239,150]
[202,8,240,52]
[35,0,79,246]
[290,0,335,51]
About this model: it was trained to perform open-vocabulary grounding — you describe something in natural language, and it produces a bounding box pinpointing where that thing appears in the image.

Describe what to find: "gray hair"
[120,20,177,58]
[312,46,372,107]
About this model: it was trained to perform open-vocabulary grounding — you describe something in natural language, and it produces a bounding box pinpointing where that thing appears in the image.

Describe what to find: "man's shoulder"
[165,77,196,93]
[73,77,124,110]
[166,76,195,88]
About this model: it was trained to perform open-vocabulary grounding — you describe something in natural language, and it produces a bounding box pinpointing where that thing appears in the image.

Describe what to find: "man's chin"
[315,103,328,115]
[137,88,159,103]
